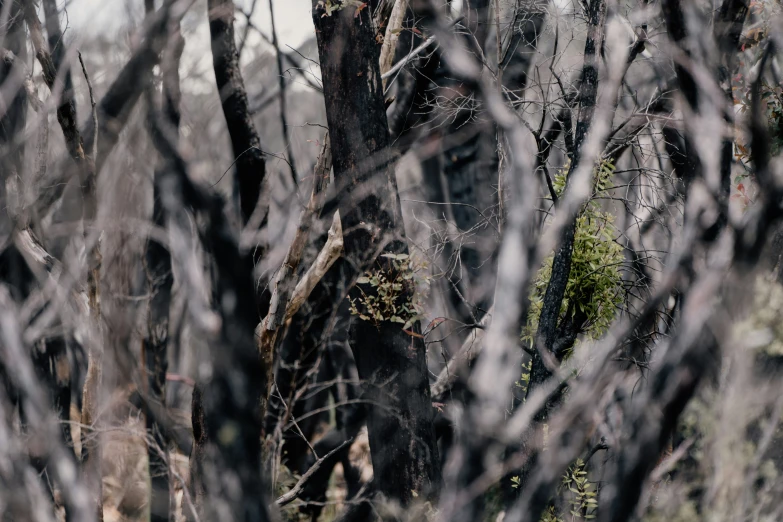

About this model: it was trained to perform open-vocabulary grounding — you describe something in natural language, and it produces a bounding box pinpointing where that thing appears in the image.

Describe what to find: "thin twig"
[267,0,298,188]
[274,438,354,507]
[78,51,98,165]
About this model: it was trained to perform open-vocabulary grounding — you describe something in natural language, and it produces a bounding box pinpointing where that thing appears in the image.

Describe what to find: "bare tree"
[1,1,783,522]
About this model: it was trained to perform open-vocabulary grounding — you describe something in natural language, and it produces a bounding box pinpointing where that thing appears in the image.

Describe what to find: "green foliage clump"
[315,0,367,17]
[733,275,783,357]
[643,501,700,522]
[515,359,532,395]
[349,253,429,330]
[523,160,624,350]
[562,459,598,519]
[515,458,597,522]
[540,505,563,522]
[761,84,783,157]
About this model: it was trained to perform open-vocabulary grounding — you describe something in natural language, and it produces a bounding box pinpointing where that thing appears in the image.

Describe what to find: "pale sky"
[64,0,316,49]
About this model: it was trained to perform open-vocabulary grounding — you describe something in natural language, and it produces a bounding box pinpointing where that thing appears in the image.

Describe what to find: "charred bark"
[312,0,441,505]
[0,0,70,511]
[207,0,270,317]
[143,4,185,520]
[25,0,87,169]
[207,0,266,224]
[500,0,548,91]
[422,0,546,326]
[514,0,607,506]
[526,0,607,415]
[146,110,272,522]
[0,0,27,185]
[301,353,366,517]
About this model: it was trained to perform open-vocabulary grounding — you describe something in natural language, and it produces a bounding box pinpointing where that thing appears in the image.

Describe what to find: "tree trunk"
[143,4,185,520]
[207,0,268,237]
[312,0,440,505]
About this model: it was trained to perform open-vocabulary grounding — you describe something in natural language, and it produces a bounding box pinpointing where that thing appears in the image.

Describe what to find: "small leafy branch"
[523,159,625,351]
[515,359,532,395]
[349,252,429,330]
[562,459,598,520]
[316,0,367,17]
[513,459,598,522]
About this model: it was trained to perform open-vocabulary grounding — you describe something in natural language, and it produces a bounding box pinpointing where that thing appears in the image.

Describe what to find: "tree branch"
[274,438,353,507]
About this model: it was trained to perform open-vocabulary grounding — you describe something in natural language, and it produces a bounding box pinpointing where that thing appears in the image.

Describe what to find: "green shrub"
[523,160,624,353]
[348,253,430,330]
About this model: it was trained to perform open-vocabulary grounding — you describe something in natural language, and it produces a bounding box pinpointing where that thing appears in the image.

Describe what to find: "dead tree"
[146,101,273,520]
[311,0,441,505]
[207,0,268,262]
[142,2,185,521]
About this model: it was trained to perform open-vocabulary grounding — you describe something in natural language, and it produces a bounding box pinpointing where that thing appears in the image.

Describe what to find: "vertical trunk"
[207,0,268,235]
[0,0,27,186]
[267,0,298,187]
[78,54,105,522]
[191,202,273,522]
[312,0,440,504]
[4,9,81,522]
[526,0,607,413]
[423,1,548,326]
[33,0,87,167]
[499,0,548,91]
[144,5,185,520]
[188,384,208,517]
[186,5,273,516]
[147,129,272,522]
[0,0,29,417]
[436,0,498,322]
[260,141,337,470]
[515,0,606,506]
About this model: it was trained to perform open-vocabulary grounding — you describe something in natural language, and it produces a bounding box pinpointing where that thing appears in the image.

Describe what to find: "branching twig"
[274,438,353,507]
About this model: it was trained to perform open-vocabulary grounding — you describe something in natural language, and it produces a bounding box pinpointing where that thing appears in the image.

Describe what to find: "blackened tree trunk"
[312,0,440,505]
[500,0,548,91]
[419,0,548,327]
[193,197,273,522]
[27,0,87,170]
[516,0,607,504]
[0,0,30,420]
[0,0,27,186]
[143,4,185,520]
[186,5,274,517]
[436,0,499,323]
[146,115,272,522]
[526,0,607,416]
[207,0,268,240]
